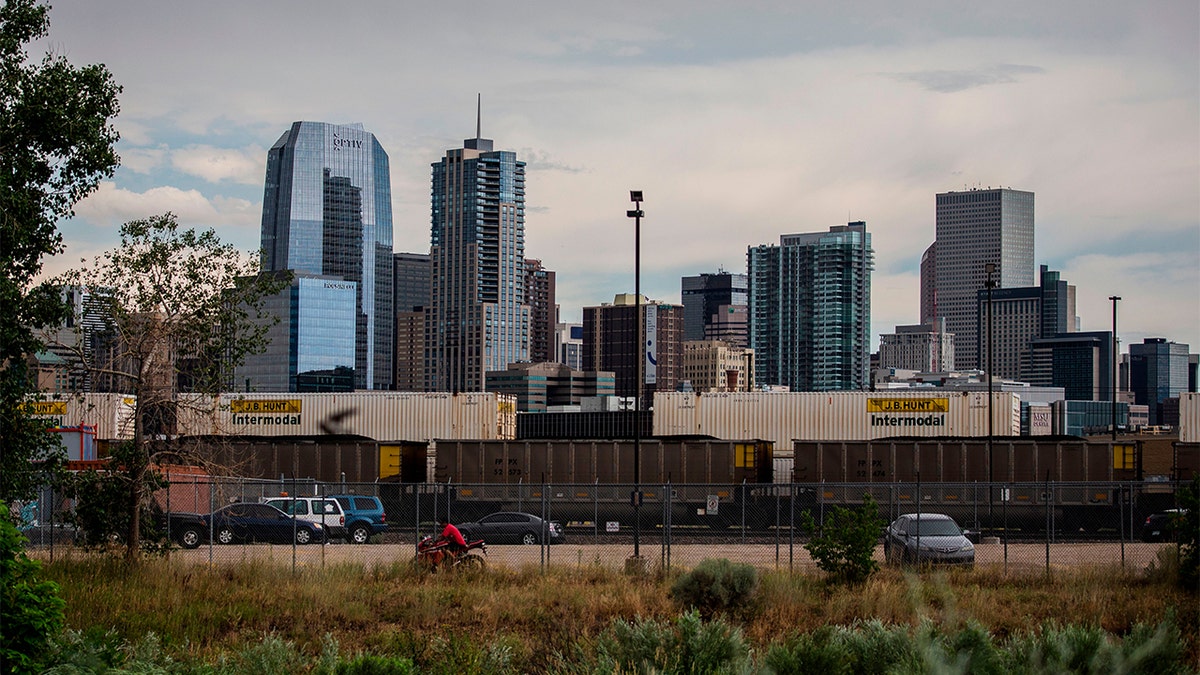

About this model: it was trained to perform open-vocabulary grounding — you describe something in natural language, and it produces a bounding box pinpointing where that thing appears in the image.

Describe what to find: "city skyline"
[32,2,1199,355]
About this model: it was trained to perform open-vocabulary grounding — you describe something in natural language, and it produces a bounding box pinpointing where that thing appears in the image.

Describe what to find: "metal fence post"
[1119,483,1126,569]
[1003,481,1008,575]
[789,483,795,573]
[1044,473,1051,575]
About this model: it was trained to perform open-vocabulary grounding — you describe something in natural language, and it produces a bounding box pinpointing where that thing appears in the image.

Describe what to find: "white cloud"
[170,145,266,185]
[73,182,261,234]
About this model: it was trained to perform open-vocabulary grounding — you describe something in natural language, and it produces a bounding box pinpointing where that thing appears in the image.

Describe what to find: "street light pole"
[984,262,997,530]
[627,191,644,563]
[1109,295,1120,441]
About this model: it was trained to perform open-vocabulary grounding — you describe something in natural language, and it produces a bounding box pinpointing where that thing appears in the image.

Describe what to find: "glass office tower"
[255,121,394,391]
[427,129,529,393]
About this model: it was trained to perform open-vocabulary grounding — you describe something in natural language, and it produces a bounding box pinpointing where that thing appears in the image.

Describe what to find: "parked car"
[170,503,327,548]
[1141,509,1186,543]
[262,496,346,540]
[329,494,387,544]
[457,512,565,545]
[884,513,974,567]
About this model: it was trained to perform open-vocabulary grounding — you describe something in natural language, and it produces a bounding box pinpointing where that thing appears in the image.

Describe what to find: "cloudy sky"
[34,1,1200,352]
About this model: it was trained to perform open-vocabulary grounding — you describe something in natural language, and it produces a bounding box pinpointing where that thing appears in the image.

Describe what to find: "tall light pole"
[984,262,997,529]
[1109,295,1120,441]
[627,191,644,562]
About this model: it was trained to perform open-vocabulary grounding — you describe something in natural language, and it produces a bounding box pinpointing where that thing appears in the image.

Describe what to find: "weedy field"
[38,554,1199,673]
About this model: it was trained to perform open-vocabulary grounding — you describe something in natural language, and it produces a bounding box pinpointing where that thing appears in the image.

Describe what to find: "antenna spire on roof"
[476,93,481,140]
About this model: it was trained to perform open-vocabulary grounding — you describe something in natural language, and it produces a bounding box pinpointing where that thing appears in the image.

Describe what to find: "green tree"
[0,0,121,508]
[1177,476,1199,590]
[0,503,66,674]
[800,494,885,584]
[49,214,288,560]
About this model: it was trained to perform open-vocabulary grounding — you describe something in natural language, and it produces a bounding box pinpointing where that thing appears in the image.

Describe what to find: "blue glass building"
[250,122,394,391]
[427,125,529,392]
[748,222,873,391]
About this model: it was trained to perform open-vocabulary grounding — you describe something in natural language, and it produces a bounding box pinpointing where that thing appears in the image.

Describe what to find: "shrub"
[1,503,66,675]
[669,558,759,619]
[800,494,884,584]
[587,610,750,674]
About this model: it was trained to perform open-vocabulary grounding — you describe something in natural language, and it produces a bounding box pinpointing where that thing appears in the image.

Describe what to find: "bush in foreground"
[670,558,759,619]
[1,503,66,675]
[800,493,885,584]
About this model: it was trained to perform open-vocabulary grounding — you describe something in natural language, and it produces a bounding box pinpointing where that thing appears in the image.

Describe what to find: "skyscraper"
[978,265,1077,380]
[748,221,873,391]
[934,187,1034,370]
[427,113,529,392]
[681,271,749,348]
[1129,338,1191,424]
[393,252,430,392]
[582,295,683,401]
[525,259,557,364]
[249,121,394,391]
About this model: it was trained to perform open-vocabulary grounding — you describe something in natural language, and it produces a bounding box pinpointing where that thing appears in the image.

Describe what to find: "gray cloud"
[886,64,1046,93]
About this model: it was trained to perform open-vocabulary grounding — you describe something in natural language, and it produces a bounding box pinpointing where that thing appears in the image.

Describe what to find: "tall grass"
[41,555,1198,672]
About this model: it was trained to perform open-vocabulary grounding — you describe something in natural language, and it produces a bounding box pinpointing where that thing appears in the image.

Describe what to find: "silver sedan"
[884,513,974,567]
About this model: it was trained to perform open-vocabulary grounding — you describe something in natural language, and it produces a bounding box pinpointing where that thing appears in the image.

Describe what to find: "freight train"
[164,433,1198,532]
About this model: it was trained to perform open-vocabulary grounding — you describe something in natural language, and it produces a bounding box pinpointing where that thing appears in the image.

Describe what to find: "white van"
[261,496,346,540]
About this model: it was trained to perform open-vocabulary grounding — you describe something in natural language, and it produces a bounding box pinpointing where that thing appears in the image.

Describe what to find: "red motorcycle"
[415,535,488,572]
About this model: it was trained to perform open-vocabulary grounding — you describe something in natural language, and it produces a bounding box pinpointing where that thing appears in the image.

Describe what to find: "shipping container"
[49,425,97,461]
[23,393,135,440]
[653,391,1020,448]
[175,392,517,441]
[1180,393,1200,443]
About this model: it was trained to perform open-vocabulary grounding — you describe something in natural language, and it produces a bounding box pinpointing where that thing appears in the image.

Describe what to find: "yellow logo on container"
[230,399,302,414]
[867,398,949,413]
[23,401,68,416]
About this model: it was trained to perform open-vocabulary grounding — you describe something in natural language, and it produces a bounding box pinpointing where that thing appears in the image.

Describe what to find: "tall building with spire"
[241,121,394,391]
[426,100,529,392]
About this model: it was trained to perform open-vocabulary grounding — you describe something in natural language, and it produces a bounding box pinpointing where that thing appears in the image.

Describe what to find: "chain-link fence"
[18,478,1188,575]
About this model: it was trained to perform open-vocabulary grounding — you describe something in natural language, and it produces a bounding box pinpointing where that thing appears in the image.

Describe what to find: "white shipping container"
[653,391,1020,449]
[1181,392,1200,443]
[176,392,517,441]
[24,393,135,440]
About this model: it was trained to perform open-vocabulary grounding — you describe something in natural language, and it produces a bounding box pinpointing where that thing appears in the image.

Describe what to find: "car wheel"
[521,531,539,545]
[179,526,202,549]
[349,524,371,544]
[216,527,235,545]
[296,528,313,545]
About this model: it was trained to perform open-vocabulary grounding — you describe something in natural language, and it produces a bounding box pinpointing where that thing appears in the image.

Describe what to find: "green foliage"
[583,610,751,674]
[332,654,417,675]
[800,494,885,583]
[762,620,922,675]
[1000,617,1189,675]
[0,0,119,508]
[669,558,759,619]
[1177,476,1199,591]
[63,459,169,555]
[0,503,66,675]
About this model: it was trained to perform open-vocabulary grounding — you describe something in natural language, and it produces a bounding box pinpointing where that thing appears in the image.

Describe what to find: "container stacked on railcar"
[654,391,1021,451]
[174,392,516,441]
[23,393,135,441]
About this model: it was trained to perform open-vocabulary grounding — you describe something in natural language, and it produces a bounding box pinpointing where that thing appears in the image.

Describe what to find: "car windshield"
[910,519,962,536]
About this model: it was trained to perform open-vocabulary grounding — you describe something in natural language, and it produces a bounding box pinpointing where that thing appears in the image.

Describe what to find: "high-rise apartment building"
[747,222,873,391]
[1129,338,1191,425]
[681,271,749,348]
[878,319,954,372]
[393,252,430,392]
[525,259,557,364]
[427,121,529,392]
[248,121,394,391]
[934,187,1034,370]
[582,295,683,402]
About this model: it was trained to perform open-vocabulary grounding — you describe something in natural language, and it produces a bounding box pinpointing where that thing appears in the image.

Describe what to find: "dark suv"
[330,495,387,544]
